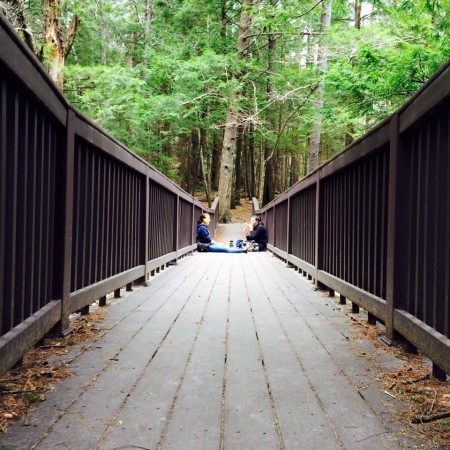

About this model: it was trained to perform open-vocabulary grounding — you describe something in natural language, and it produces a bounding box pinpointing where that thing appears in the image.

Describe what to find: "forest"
[3,0,450,221]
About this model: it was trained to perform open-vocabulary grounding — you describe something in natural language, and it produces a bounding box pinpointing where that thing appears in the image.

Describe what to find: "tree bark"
[144,0,153,67]
[218,110,238,221]
[354,0,362,30]
[257,142,267,205]
[45,0,65,90]
[307,0,332,173]
[248,123,255,198]
[217,0,253,222]
[100,22,107,65]
[243,128,254,199]
[253,3,277,206]
[233,126,244,206]
[4,0,37,55]
[44,0,78,91]
[199,125,212,206]
[212,133,221,191]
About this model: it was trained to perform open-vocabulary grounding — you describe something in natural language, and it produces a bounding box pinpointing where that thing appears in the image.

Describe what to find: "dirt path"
[229,198,253,224]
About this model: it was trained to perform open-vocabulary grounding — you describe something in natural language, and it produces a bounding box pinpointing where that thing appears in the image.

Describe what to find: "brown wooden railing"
[255,61,450,378]
[0,16,217,375]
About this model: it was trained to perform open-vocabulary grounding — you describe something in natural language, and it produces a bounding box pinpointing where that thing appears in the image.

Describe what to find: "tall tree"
[307,0,332,173]
[45,0,449,204]
[217,0,253,222]
[3,0,37,55]
[143,0,153,67]
[3,0,79,90]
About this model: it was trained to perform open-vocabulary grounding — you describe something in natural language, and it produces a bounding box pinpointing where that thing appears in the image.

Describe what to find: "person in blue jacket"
[244,215,268,251]
[196,213,245,253]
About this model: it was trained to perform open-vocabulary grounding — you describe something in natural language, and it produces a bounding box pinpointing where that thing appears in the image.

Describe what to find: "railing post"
[60,109,75,332]
[286,196,291,264]
[143,168,150,282]
[314,170,321,285]
[384,113,407,343]
[192,200,195,251]
[273,204,277,249]
[0,81,5,334]
[174,194,180,263]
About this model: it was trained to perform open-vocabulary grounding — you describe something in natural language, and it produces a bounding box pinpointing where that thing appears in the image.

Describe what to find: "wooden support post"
[404,341,417,354]
[126,283,132,292]
[174,195,180,263]
[135,276,147,286]
[385,113,407,343]
[432,364,447,381]
[328,289,335,297]
[339,295,346,305]
[141,167,150,286]
[114,288,121,298]
[144,167,150,280]
[314,171,322,285]
[316,281,326,290]
[352,303,359,314]
[80,305,89,316]
[367,312,376,325]
[286,197,291,265]
[99,296,107,307]
[59,109,76,333]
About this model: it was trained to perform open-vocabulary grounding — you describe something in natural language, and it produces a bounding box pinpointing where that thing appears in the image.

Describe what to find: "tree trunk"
[221,0,227,41]
[44,0,78,91]
[257,142,266,205]
[355,0,362,30]
[5,0,37,55]
[212,133,221,191]
[217,0,253,222]
[233,126,244,206]
[199,126,212,206]
[248,123,256,198]
[100,22,107,65]
[45,0,64,90]
[307,0,332,173]
[290,153,300,186]
[144,0,153,67]
[190,128,201,195]
[242,131,250,199]
[218,110,238,221]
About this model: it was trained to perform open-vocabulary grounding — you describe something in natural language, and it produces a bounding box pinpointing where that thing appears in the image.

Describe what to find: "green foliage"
[19,0,449,186]
[323,0,450,143]
[23,392,43,403]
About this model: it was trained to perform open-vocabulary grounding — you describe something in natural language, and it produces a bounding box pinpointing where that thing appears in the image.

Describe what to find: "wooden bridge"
[0,225,418,449]
[0,13,449,449]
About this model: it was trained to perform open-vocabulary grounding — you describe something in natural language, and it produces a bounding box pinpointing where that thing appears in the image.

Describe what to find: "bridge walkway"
[0,225,417,450]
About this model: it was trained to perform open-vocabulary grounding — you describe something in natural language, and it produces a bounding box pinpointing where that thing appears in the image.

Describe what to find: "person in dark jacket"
[196,213,245,253]
[244,215,268,251]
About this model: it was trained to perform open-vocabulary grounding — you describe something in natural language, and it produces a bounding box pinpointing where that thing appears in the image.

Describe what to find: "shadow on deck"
[0,226,421,450]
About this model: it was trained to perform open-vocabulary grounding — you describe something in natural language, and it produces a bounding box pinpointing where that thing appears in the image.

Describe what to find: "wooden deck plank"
[100,256,226,450]
[243,255,343,449]
[0,244,417,450]
[32,256,216,450]
[161,257,231,449]
[252,254,402,449]
[224,256,281,450]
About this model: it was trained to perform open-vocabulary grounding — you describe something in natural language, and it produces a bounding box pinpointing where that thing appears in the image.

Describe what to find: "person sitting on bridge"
[243,215,268,252]
[196,213,245,253]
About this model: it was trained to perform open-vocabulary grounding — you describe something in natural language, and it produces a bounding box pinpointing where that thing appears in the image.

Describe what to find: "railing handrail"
[0,14,218,375]
[256,60,450,378]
